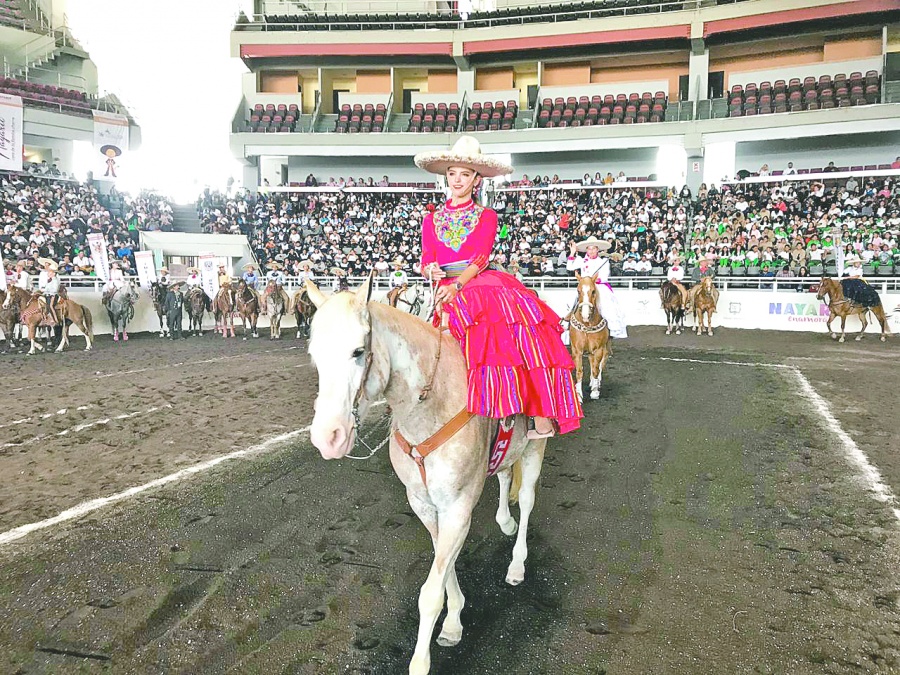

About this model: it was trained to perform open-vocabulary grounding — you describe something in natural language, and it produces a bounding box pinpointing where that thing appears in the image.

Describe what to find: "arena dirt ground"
[0,323,899,674]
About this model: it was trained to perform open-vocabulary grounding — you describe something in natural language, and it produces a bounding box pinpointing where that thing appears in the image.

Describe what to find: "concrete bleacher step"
[315,114,337,133]
[172,204,202,233]
[883,81,900,104]
[390,113,410,133]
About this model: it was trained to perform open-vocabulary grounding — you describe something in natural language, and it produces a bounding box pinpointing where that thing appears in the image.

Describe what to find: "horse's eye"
[352,347,365,359]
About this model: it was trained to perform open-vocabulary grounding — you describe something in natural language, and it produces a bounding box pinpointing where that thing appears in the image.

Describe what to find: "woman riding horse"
[414,135,582,439]
[566,236,628,339]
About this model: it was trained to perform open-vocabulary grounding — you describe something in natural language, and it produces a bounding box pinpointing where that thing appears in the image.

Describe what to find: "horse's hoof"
[708,330,714,337]
[839,336,845,343]
[243,337,247,341]
[855,336,863,341]
[676,330,682,335]
[881,336,886,342]
[665,329,671,335]
[505,564,525,586]
[436,628,463,647]
[499,517,518,536]
[590,390,600,400]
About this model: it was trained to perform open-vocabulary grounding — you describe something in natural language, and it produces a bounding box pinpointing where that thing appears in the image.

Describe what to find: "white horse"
[305,277,547,675]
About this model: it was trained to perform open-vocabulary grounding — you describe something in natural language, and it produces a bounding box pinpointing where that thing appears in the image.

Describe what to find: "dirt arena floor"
[0,324,899,674]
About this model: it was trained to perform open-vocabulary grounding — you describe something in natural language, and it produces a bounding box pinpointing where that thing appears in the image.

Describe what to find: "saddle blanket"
[487,417,516,477]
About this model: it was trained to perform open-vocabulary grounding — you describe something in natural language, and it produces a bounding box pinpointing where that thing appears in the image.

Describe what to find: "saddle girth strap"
[393,407,474,486]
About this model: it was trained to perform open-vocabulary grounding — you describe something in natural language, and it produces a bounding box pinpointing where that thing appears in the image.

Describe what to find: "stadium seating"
[533,91,667,128]
[406,101,461,133]
[334,102,387,133]
[726,71,881,117]
[461,99,519,132]
[0,77,91,116]
[0,0,30,29]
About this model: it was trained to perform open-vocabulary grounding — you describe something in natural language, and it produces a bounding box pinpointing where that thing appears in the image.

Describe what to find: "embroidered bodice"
[421,199,498,270]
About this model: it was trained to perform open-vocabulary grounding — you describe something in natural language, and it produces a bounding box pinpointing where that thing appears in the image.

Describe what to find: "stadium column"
[688,22,709,104]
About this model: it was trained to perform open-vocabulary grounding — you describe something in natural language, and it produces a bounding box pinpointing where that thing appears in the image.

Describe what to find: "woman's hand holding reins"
[425,263,446,281]
[433,283,458,307]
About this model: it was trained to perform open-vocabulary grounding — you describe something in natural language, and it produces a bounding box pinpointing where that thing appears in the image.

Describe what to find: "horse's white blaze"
[580,285,591,321]
[308,294,372,460]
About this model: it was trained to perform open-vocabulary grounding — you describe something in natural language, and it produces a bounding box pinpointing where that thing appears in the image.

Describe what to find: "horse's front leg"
[27,324,42,355]
[409,503,473,675]
[589,349,602,400]
[839,315,847,343]
[571,346,584,403]
[506,439,545,586]
[406,490,467,650]
[825,313,836,339]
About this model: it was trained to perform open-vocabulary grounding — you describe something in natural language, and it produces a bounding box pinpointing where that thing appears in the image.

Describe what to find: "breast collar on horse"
[347,315,472,486]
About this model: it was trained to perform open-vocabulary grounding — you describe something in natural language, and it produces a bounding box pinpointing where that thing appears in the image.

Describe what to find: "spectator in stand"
[822,161,838,173]
[891,156,900,170]
[784,162,796,175]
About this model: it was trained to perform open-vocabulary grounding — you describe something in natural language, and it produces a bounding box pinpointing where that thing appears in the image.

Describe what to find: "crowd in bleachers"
[0,172,166,277]
[197,167,900,279]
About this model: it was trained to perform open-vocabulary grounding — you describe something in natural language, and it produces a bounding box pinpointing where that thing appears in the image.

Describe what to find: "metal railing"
[244,0,710,31]
[49,273,900,295]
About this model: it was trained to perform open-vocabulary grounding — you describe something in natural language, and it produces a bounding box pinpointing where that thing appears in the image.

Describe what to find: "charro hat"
[242,262,256,271]
[37,257,55,268]
[330,266,345,275]
[297,259,313,268]
[188,267,199,274]
[414,135,513,178]
[575,236,611,253]
[42,259,58,272]
[392,257,405,266]
[266,261,282,270]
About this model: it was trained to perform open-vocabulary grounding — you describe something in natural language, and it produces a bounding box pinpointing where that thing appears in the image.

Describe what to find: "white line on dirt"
[656,356,795,370]
[0,401,387,547]
[790,370,900,522]
[0,405,173,449]
[0,405,93,430]
[658,356,900,523]
[6,345,308,393]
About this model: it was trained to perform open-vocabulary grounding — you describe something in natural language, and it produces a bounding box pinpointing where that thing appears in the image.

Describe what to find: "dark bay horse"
[660,280,686,335]
[149,281,168,337]
[235,280,260,339]
[2,286,93,355]
[291,287,316,338]
[185,287,208,337]
[816,277,891,342]
[692,276,719,336]
[569,272,611,401]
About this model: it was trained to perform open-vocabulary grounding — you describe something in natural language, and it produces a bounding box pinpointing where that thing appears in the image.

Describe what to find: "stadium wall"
[61,287,900,337]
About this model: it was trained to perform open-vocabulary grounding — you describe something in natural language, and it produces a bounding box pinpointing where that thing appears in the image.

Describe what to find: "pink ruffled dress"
[421,199,583,434]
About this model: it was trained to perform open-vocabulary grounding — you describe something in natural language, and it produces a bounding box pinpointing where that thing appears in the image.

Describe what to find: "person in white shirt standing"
[566,236,627,338]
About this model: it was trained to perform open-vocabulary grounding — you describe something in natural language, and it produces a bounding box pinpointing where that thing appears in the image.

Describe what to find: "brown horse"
[568,272,611,401]
[235,280,260,339]
[185,287,207,336]
[265,283,288,339]
[816,277,891,342]
[2,286,93,355]
[659,280,686,335]
[0,288,22,350]
[291,287,316,338]
[213,285,235,338]
[692,276,719,336]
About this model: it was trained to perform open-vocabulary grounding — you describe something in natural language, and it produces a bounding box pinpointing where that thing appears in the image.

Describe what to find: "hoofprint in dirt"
[0,331,899,673]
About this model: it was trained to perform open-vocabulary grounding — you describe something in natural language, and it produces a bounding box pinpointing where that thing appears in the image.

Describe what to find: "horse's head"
[701,276,713,292]
[2,286,21,309]
[124,281,140,303]
[816,277,831,301]
[574,271,599,321]
[307,275,379,460]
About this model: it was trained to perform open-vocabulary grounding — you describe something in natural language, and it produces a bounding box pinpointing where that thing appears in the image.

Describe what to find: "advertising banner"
[0,94,23,172]
[134,250,157,289]
[86,233,111,282]
[198,252,219,300]
[92,110,129,179]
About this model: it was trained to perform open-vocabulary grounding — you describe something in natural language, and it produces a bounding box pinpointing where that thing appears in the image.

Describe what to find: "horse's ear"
[574,270,581,280]
[355,271,374,305]
[590,271,600,282]
[305,279,327,308]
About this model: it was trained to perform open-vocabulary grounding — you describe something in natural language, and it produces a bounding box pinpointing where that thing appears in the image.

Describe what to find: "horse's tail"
[82,306,94,339]
[509,459,523,506]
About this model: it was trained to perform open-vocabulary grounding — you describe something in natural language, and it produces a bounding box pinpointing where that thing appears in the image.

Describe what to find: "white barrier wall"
[63,287,900,337]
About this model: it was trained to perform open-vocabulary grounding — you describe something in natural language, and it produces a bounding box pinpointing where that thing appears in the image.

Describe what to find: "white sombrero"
[188,267,199,274]
[266,261,282,270]
[242,263,257,271]
[330,266,345,276]
[37,257,55,268]
[297,259,313,268]
[42,259,58,272]
[414,136,513,178]
[575,236,611,253]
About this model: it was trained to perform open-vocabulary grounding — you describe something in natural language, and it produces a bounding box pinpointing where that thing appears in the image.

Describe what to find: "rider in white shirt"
[666,257,690,307]
[14,260,30,290]
[331,267,349,293]
[295,260,316,286]
[566,236,627,338]
[37,259,61,323]
[185,267,202,290]
[102,260,126,305]
[389,259,408,289]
